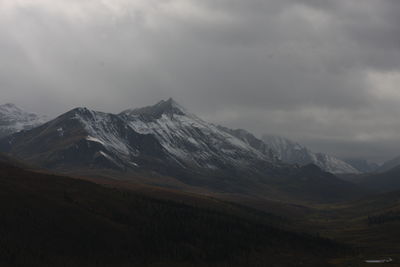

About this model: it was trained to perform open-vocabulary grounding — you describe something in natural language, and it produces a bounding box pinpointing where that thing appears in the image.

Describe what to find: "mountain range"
[0,99,278,174]
[0,99,363,202]
[0,100,375,175]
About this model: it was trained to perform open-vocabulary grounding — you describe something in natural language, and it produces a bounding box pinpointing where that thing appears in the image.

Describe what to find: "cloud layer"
[1,0,400,162]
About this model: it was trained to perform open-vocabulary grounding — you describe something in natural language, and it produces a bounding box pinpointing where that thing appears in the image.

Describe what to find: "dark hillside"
[0,162,346,267]
[358,165,400,193]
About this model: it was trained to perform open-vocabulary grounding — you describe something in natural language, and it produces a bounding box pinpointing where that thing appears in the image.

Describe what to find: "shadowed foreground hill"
[0,161,346,267]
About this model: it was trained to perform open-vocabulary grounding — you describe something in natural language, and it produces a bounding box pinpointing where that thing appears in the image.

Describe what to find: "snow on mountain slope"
[53,108,168,169]
[262,135,359,174]
[216,126,278,160]
[1,100,279,173]
[0,107,165,170]
[0,103,46,138]
[0,99,364,201]
[120,98,277,170]
[0,101,360,175]
[73,108,134,159]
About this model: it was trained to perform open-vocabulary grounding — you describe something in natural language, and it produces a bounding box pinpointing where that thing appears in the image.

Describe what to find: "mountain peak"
[61,107,91,118]
[121,98,187,119]
[1,103,17,108]
[156,98,183,111]
[70,107,90,113]
[0,103,47,138]
[61,107,112,123]
[0,103,46,121]
[0,103,22,112]
[165,97,177,105]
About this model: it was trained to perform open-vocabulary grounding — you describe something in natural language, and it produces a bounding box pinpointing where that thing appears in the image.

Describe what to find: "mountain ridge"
[262,134,360,174]
[0,103,47,138]
[0,99,363,202]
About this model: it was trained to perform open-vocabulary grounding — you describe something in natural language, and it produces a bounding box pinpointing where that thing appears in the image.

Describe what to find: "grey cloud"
[1,0,400,162]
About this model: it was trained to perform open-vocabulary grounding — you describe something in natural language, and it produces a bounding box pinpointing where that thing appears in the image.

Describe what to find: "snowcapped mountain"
[0,103,46,138]
[0,100,360,176]
[262,135,359,174]
[0,99,362,201]
[120,98,277,170]
[0,107,164,170]
[0,99,277,173]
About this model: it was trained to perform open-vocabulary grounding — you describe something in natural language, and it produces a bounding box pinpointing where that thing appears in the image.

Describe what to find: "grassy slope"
[291,190,400,266]
[0,162,346,267]
[56,163,366,207]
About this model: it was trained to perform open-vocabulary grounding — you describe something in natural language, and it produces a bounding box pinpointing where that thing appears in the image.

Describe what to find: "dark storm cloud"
[1,0,400,162]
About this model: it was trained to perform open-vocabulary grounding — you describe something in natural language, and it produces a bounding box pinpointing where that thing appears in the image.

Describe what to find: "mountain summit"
[120,99,277,172]
[0,103,47,138]
[121,98,187,120]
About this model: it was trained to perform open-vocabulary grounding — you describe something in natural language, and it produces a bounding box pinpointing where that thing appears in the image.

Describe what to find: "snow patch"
[124,109,273,170]
[57,127,64,137]
[86,136,105,145]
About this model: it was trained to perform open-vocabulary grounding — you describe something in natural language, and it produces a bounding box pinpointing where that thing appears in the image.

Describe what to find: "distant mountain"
[262,135,359,174]
[0,103,46,138]
[353,154,400,193]
[377,155,400,173]
[343,158,380,173]
[355,165,400,193]
[0,99,362,202]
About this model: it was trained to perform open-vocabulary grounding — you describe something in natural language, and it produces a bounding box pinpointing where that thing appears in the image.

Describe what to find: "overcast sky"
[1,0,400,162]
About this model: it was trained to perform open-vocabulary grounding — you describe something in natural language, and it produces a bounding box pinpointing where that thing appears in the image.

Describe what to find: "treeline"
[368,211,400,225]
